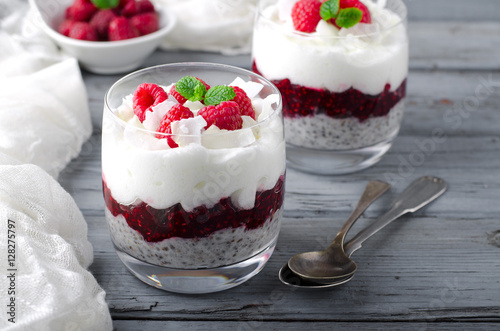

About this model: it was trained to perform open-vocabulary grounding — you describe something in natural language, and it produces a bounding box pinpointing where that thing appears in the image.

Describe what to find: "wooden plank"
[405,0,500,22]
[409,22,500,70]
[113,320,500,331]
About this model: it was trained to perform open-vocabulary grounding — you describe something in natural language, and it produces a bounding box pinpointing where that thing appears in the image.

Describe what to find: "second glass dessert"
[102,63,285,293]
[253,0,408,174]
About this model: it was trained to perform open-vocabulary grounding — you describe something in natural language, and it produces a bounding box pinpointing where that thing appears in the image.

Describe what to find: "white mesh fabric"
[0,2,112,329]
[0,0,92,179]
[0,154,112,330]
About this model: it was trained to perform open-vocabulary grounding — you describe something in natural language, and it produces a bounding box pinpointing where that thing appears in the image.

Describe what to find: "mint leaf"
[204,86,236,106]
[176,76,207,102]
[336,8,363,28]
[320,0,340,21]
[91,0,119,9]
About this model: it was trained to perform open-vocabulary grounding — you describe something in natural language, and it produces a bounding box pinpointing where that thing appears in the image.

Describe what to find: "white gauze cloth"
[158,0,258,55]
[0,0,92,179]
[0,154,112,331]
[0,1,112,330]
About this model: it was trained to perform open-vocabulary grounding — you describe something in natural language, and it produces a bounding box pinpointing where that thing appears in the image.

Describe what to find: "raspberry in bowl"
[102,63,285,293]
[29,0,175,74]
[252,0,408,174]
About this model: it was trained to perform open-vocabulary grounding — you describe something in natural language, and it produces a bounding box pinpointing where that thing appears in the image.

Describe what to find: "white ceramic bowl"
[29,0,176,74]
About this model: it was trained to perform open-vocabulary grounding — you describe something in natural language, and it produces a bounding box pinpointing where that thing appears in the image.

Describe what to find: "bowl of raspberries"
[29,0,175,74]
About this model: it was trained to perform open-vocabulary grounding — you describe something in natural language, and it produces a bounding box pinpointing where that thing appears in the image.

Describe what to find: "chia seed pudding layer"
[285,100,404,150]
[106,208,282,269]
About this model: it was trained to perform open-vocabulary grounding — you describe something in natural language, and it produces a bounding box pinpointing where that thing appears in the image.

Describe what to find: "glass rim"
[104,62,283,138]
[256,0,408,39]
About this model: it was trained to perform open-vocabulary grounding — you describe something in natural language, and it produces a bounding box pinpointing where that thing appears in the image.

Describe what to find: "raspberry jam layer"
[253,61,406,121]
[103,176,285,243]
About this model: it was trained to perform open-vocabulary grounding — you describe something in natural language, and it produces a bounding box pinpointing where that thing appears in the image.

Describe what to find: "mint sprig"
[335,8,363,28]
[320,0,364,29]
[320,0,340,21]
[204,86,236,106]
[176,76,207,102]
[91,0,119,9]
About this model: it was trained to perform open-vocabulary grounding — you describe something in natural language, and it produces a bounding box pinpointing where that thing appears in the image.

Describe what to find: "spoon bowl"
[288,243,357,284]
[279,263,354,289]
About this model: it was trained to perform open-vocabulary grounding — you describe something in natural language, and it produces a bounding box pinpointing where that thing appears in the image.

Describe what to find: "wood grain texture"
[57,21,500,330]
[405,0,500,22]
[113,321,500,331]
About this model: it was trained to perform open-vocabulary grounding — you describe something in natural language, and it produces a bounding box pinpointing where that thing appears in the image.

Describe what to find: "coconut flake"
[256,94,279,122]
[228,77,264,99]
[171,115,207,147]
[184,100,205,115]
[142,96,177,131]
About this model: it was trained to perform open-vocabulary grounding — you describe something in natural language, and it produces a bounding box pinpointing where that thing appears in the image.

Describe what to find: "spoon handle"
[333,180,391,245]
[343,176,448,256]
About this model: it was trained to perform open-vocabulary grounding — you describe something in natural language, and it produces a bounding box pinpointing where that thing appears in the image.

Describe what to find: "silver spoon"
[287,180,391,282]
[281,176,448,288]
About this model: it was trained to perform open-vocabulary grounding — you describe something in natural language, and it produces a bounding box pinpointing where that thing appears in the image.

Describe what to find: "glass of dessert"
[102,63,285,293]
[253,0,408,174]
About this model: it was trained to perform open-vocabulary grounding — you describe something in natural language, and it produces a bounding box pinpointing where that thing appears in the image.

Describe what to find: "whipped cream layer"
[252,0,409,95]
[102,83,285,212]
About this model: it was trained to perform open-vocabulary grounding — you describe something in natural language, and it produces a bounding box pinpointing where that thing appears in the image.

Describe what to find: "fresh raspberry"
[159,125,178,148]
[339,0,359,7]
[291,0,322,33]
[133,83,168,122]
[169,85,188,105]
[169,78,211,104]
[68,22,98,41]
[108,17,139,41]
[161,104,194,125]
[130,12,159,36]
[196,78,211,92]
[65,0,98,22]
[351,1,372,24]
[121,0,155,17]
[198,101,243,131]
[230,86,255,120]
[58,20,76,37]
[90,9,118,40]
[330,0,372,28]
[118,0,134,9]
[156,104,194,148]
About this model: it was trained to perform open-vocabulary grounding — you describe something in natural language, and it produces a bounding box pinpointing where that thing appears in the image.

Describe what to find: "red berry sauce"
[103,175,285,243]
[253,61,406,122]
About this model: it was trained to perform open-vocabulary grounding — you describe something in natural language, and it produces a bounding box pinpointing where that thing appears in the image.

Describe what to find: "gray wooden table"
[58,14,500,331]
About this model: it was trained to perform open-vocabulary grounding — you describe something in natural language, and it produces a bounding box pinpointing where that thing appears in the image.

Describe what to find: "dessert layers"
[102,74,285,268]
[252,0,408,150]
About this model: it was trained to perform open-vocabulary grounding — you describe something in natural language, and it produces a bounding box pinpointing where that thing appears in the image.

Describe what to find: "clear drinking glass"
[252,0,408,174]
[102,63,285,294]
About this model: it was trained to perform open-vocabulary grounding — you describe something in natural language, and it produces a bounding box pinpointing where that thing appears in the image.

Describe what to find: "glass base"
[115,239,277,294]
[286,138,394,175]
